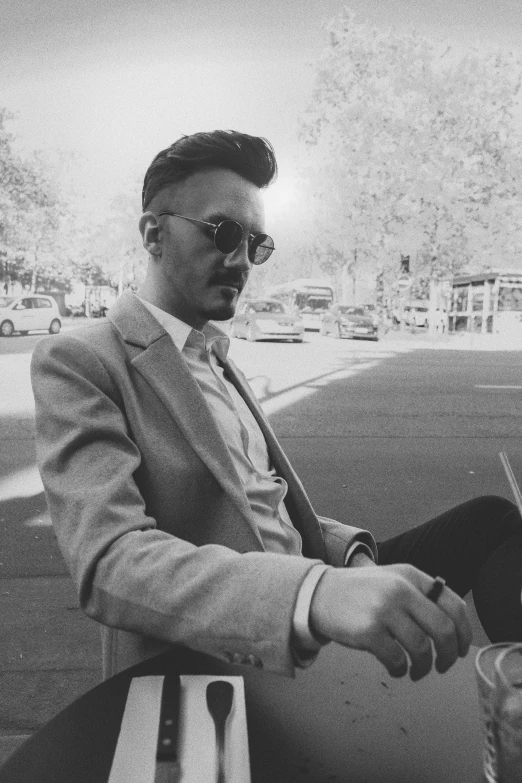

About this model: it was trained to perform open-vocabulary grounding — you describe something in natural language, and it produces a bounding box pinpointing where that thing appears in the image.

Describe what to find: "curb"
[380,330,522,352]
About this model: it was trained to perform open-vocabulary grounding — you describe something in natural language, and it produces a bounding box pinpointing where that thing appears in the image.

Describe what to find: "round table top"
[0,643,485,783]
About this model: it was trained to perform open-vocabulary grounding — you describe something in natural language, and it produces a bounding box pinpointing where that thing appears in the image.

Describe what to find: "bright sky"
[1,0,522,216]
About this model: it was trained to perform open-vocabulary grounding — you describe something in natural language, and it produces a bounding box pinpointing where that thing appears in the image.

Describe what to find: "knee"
[474,494,519,515]
[468,495,521,532]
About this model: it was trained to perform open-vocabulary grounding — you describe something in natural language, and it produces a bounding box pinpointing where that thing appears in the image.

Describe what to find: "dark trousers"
[377,496,522,643]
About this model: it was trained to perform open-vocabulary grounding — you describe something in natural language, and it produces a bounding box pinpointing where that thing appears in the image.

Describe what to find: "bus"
[268,278,334,330]
[448,270,522,335]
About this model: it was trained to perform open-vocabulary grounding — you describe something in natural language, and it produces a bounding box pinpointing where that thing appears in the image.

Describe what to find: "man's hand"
[310,564,473,681]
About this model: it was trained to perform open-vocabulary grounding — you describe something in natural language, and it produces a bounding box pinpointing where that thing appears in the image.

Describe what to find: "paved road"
[0,323,521,755]
[229,332,522,537]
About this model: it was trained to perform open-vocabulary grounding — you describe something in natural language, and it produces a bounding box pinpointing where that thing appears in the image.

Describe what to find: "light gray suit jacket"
[31,291,376,678]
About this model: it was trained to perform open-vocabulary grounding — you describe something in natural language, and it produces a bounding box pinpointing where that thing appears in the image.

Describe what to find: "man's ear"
[139,212,161,257]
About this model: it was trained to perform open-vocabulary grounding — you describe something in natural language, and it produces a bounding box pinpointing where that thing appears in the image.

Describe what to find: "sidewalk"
[381,326,522,352]
[0,578,102,765]
[0,323,103,766]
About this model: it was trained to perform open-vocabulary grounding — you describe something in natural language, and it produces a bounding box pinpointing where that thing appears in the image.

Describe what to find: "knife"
[155,674,182,783]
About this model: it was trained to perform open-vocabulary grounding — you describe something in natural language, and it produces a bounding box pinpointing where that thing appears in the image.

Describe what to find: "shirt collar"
[136,295,230,361]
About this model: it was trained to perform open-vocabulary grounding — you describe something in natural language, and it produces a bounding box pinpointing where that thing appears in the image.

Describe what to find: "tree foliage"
[297,9,522,299]
[0,108,64,290]
[81,186,146,291]
[0,109,145,294]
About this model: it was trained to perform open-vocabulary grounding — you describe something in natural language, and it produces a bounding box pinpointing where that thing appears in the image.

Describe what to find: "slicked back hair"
[142,130,278,211]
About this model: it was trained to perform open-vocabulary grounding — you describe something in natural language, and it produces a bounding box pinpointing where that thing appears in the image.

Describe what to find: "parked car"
[320,305,378,341]
[65,303,86,318]
[403,304,429,328]
[0,294,61,337]
[360,303,380,327]
[231,299,304,342]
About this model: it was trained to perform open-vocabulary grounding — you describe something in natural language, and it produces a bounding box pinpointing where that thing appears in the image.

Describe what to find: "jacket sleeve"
[318,516,378,568]
[30,334,325,678]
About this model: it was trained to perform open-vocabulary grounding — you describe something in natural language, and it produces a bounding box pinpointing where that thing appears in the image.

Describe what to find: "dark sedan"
[320,305,379,341]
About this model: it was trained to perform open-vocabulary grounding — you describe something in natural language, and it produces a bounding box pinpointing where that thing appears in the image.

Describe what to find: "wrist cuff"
[292,564,330,651]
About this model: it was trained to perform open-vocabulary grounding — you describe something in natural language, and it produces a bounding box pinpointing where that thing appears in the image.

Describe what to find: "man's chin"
[204,298,239,323]
[205,286,241,321]
[208,304,237,322]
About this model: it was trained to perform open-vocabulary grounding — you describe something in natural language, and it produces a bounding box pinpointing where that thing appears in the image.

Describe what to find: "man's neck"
[136,285,207,332]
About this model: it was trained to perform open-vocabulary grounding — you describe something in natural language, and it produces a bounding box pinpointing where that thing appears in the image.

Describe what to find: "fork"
[206,680,234,783]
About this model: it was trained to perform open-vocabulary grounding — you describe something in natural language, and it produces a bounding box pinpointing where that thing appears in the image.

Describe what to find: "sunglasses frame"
[157,211,274,265]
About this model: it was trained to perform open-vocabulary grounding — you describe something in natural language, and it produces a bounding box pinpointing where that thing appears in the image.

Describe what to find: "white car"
[403,305,429,328]
[231,299,304,342]
[0,294,62,337]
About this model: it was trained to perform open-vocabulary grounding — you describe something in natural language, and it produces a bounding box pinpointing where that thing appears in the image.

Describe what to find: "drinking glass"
[494,644,522,783]
[475,643,516,783]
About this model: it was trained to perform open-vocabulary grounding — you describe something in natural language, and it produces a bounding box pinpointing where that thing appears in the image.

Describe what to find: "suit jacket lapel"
[108,294,263,545]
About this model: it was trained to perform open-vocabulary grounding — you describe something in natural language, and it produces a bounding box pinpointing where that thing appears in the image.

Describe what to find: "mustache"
[208,271,246,289]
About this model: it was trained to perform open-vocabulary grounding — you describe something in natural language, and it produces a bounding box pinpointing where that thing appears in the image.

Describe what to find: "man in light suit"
[31,131,521,682]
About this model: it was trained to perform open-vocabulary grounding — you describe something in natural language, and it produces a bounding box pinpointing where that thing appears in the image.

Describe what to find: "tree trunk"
[340,250,358,304]
[341,262,350,303]
[428,278,439,336]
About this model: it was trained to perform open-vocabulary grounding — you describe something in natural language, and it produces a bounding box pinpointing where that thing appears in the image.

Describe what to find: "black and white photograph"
[1,1,522,781]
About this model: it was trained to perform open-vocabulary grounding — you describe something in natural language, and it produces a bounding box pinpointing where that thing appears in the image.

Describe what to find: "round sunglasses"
[158,212,274,265]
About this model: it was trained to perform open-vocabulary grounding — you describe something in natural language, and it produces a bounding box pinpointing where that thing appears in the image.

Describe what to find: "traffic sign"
[397,274,413,291]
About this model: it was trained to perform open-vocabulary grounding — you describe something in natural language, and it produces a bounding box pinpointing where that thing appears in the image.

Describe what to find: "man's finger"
[387,613,433,681]
[418,606,459,673]
[401,567,473,660]
[368,633,409,679]
[434,588,473,657]
[407,590,464,674]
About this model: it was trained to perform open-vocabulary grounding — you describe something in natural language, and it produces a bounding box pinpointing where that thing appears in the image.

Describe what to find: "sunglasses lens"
[214,221,243,254]
[249,234,274,265]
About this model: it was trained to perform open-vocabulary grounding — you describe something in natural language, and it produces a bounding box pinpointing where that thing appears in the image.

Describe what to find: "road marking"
[476,385,522,389]
[261,386,316,415]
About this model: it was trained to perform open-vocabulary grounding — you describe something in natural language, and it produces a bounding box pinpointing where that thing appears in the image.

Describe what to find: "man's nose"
[223,240,251,271]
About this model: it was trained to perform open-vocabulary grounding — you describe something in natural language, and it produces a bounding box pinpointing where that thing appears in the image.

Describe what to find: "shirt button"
[232,653,245,665]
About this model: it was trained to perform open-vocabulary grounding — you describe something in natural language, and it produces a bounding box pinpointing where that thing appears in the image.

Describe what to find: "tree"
[297,9,522,302]
[0,109,56,288]
[81,185,146,292]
